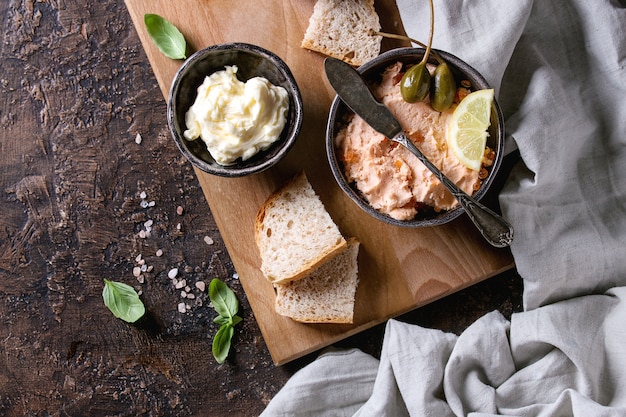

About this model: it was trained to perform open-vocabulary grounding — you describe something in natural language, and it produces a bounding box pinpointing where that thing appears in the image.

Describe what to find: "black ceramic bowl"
[326,47,505,227]
[168,43,303,177]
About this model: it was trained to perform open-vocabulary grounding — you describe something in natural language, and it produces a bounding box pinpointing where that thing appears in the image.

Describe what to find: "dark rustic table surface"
[0,1,523,415]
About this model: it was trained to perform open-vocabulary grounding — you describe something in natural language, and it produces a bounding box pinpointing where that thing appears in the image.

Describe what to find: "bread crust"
[254,171,347,284]
[301,0,382,66]
[274,238,360,323]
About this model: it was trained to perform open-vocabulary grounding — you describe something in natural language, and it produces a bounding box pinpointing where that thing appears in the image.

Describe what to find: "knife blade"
[324,57,403,140]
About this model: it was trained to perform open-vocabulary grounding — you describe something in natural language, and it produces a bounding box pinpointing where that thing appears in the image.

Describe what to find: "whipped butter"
[183,65,289,165]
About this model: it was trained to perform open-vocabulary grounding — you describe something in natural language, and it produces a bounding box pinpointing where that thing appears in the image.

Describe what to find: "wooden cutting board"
[124,0,514,365]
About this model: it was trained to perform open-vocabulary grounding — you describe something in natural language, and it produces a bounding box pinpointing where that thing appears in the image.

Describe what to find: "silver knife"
[324,57,513,248]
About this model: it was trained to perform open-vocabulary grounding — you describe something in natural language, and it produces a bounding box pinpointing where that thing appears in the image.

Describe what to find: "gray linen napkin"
[261,0,626,415]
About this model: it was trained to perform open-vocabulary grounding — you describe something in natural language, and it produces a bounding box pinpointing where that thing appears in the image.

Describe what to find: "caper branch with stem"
[372,0,456,111]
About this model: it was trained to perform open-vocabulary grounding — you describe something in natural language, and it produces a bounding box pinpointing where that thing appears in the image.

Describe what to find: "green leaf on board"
[102,279,145,323]
[144,14,187,60]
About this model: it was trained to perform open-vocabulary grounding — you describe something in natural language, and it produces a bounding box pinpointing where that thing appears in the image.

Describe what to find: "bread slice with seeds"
[301,0,382,66]
[274,238,360,323]
[255,172,347,284]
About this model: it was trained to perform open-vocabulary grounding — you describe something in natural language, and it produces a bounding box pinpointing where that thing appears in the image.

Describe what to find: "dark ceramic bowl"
[326,47,505,227]
[168,43,303,177]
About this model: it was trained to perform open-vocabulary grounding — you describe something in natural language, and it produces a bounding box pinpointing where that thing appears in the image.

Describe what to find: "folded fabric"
[261,0,626,415]
[496,0,626,310]
[263,288,626,416]
[261,348,379,416]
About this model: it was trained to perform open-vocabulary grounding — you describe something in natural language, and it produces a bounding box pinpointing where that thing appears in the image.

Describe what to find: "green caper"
[430,62,456,112]
[400,62,431,103]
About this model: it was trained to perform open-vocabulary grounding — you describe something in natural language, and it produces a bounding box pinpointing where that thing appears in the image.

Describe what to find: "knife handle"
[398,134,513,248]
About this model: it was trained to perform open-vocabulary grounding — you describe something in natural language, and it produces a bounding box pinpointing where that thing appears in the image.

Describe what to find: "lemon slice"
[447,89,494,171]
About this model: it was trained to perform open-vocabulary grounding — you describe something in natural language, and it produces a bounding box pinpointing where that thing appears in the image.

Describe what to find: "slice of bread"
[275,238,360,323]
[301,0,382,66]
[255,172,347,284]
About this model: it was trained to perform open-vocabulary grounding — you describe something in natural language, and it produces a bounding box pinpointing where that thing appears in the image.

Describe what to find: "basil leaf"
[102,279,145,323]
[208,279,242,363]
[212,324,234,364]
[209,279,239,320]
[214,315,230,326]
[144,14,187,60]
